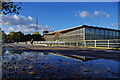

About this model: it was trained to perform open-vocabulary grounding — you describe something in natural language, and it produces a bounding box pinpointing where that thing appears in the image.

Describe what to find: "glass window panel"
[101,29,104,35]
[85,28,89,34]
[109,31,112,35]
[96,29,100,35]
[113,31,116,36]
[91,28,95,34]
[105,30,108,35]
[116,31,118,36]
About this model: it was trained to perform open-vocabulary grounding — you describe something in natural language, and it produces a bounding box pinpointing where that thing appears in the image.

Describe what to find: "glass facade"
[44,26,120,41]
[85,27,119,40]
[44,35,54,41]
[118,31,120,39]
[62,28,85,41]
[109,30,112,39]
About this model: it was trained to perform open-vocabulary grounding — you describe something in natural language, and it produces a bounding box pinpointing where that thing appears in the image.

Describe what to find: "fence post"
[64,41,65,46]
[108,40,109,48]
[84,40,86,47]
[76,41,78,46]
[70,41,71,46]
[95,40,96,47]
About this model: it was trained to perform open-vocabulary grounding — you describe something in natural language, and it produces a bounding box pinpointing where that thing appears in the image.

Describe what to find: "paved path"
[2,43,120,61]
[4,43,98,51]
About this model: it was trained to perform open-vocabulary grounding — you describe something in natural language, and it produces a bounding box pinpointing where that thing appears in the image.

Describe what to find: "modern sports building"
[43,25,120,41]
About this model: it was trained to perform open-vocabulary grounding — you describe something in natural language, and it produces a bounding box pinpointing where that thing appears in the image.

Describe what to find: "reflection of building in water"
[52,53,97,62]
[42,53,49,55]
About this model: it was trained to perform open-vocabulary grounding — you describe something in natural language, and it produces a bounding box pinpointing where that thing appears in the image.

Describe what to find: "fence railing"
[17,39,120,48]
[32,39,120,48]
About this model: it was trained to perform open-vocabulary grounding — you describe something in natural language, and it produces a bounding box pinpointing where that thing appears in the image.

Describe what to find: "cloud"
[75,13,77,16]
[8,26,14,31]
[1,14,55,33]
[5,24,55,34]
[79,11,90,18]
[16,25,34,33]
[111,23,116,27]
[94,11,110,18]
[75,10,110,18]
[14,15,19,20]
[28,16,33,21]
[27,24,54,32]
[2,15,34,25]
[3,23,54,34]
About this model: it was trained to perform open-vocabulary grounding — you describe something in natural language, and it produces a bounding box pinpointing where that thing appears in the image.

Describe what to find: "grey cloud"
[2,15,34,25]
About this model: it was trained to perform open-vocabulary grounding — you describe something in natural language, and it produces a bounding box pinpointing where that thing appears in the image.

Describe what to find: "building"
[44,25,120,41]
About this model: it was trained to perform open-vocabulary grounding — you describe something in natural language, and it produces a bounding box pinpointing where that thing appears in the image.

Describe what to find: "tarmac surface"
[2,43,120,61]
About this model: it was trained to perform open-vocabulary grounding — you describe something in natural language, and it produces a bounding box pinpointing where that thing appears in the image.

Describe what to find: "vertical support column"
[95,40,96,47]
[84,40,86,47]
[76,41,78,46]
[70,41,71,46]
[108,40,109,48]
[95,29,96,40]
[64,41,65,46]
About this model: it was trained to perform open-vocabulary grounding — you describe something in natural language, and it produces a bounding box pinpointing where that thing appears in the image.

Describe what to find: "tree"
[2,31,7,40]
[16,31,24,42]
[8,31,24,42]
[1,30,44,42]
[8,31,16,41]
[1,1,22,15]
[33,31,41,35]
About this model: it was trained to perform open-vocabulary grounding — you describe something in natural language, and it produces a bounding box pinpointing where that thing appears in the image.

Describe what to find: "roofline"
[44,25,84,35]
[44,25,120,35]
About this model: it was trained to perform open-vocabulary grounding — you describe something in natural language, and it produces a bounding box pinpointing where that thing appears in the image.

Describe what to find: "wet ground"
[2,50,120,79]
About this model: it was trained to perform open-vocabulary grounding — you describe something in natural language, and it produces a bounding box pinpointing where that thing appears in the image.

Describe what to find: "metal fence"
[32,39,120,48]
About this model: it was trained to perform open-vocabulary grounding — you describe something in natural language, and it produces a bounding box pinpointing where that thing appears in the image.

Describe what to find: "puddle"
[104,50,119,53]
[2,51,120,79]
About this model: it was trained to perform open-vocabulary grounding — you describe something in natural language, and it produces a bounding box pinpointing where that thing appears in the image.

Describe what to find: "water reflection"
[104,50,119,53]
[42,53,49,55]
[51,53,97,62]
[2,51,120,79]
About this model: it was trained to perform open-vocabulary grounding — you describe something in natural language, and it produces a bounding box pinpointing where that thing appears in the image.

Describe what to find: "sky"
[1,2,119,35]
[12,0,120,2]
